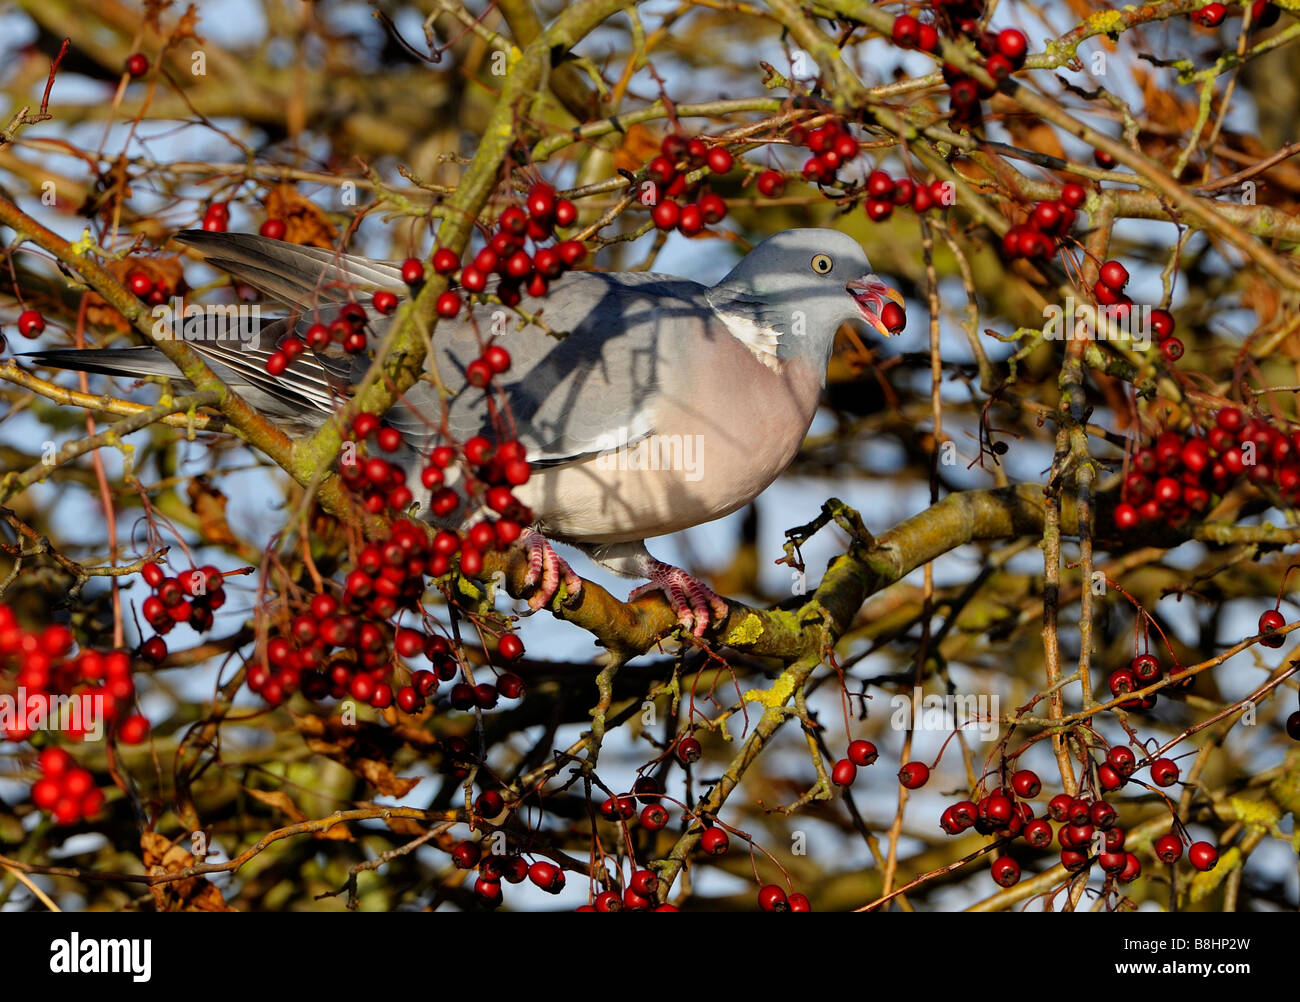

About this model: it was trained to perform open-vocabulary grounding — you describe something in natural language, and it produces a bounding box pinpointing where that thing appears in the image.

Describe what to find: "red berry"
[460,265,487,293]
[755,169,786,198]
[431,248,459,275]
[677,736,702,764]
[698,192,727,224]
[1099,260,1129,289]
[787,893,811,912]
[865,199,893,223]
[866,170,895,200]
[847,739,878,767]
[1094,149,1116,169]
[677,203,704,236]
[498,633,524,662]
[917,23,940,52]
[1011,769,1041,798]
[831,758,858,787]
[125,52,149,77]
[996,28,1027,64]
[436,290,461,318]
[528,860,565,893]
[699,826,729,855]
[1154,833,1183,863]
[1287,709,1300,741]
[891,14,921,48]
[17,310,45,338]
[118,714,149,745]
[898,761,929,789]
[991,856,1021,887]
[1188,841,1218,871]
[706,148,734,174]
[1150,758,1180,786]
[1193,3,1227,27]
[757,884,788,912]
[526,183,556,220]
[373,290,398,315]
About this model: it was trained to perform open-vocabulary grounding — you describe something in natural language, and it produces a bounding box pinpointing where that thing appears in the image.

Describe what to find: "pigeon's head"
[708,228,903,370]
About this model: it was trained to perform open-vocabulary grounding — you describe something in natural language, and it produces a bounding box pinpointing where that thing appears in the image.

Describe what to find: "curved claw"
[627,561,729,638]
[520,530,583,610]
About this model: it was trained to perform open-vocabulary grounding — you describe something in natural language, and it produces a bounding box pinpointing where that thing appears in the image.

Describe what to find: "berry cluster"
[139,561,226,664]
[0,605,146,745]
[31,747,103,826]
[790,118,860,187]
[935,763,1221,888]
[1113,408,1300,532]
[125,266,184,308]
[1106,652,1193,713]
[830,738,880,787]
[201,201,230,233]
[645,133,735,235]
[1000,182,1085,261]
[436,184,587,313]
[862,169,952,224]
[941,28,1029,127]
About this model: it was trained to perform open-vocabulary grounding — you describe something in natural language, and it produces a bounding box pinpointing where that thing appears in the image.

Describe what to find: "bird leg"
[520,529,583,610]
[627,560,730,638]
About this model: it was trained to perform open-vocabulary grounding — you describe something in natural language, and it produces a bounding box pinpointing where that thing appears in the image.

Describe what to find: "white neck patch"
[712,307,785,373]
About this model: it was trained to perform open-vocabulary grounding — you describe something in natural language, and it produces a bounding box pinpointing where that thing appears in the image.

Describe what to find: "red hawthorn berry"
[698,192,727,224]
[985,53,1014,81]
[677,736,703,764]
[898,761,929,789]
[557,240,586,267]
[498,633,524,662]
[373,290,398,315]
[436,291,461,318]
[127,271,155,297]
[640,804,669,831]
[651,199,680,230]
[1011,769,1041,798]
[757,884,788,912]
[917,23,940,52]
[259,219,286,240]
[866,170,895,200]
[432,248,459,274]
[17,310,45,338]
[991,856,1021,887]
[1150,758,1180,787]
[699,826,729,854]
[1099,260,1129,289]
[996,28,1028,64]
[847,739,878,767]
[1113,502,1139,530]
[460,265,487,293]
[118,713,149,745]
[1094,149,1117,169]
[594,890,623,913]
[399,257,425,285]
[755,169,786,198]
[706,148,734,174]
[482,344,511,374]
[465,358,493,387]
[1249,0,1278,29]
[1060,182,1086,208]
[787,893,811,912]
[1287,709,1300,741]
[526,183,556,220]
[891,14,921,48]
[831,758,858,787]
[1193,3,1227,27]
[865,199,893,223]
[125,52,149,77]
[1258,608,1286,648]
[528,861,565,893]
[1024,818,1053,848]
[677,203,704,236]
[1188,841,1218,871]
[553,199,577,228]
[1154,833,1183,863]
[911,184,935,213]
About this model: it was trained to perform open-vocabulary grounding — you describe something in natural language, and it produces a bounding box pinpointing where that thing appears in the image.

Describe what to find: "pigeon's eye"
[811,254,833,275]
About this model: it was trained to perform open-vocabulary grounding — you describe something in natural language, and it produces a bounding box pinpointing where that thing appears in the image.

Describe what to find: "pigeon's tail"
[174,230,406,307]
[22,343,341,433]
[21,346,185,381]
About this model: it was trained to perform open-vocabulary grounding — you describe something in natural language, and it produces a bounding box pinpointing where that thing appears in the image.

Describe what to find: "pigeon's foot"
[627,560,730,638]
[520,530,583,610]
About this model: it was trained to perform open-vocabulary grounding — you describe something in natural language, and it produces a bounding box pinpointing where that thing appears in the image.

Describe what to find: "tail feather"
[174,230,405,306]
[22,346,186,381]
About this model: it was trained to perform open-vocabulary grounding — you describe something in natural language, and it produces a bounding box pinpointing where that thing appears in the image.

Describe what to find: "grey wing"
[425,271,712,466]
